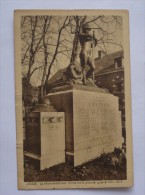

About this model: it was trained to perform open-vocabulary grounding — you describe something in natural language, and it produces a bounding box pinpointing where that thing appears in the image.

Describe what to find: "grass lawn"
[24,149,127,182]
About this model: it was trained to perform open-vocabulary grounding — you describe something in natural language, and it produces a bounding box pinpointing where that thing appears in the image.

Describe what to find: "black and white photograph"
[14,10,133,189]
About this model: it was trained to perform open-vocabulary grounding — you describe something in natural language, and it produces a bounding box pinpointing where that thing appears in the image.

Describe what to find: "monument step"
[33,105,57,112]
[47,83,108,94]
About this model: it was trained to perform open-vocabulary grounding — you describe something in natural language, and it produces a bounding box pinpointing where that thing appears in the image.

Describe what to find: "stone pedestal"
[47,84,123,166]
[24,112,65,170]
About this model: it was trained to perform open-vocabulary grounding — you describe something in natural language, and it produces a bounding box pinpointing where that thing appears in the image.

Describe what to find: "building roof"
[47,50,124,85]
[95,50,124,74]
[47,67,67,85]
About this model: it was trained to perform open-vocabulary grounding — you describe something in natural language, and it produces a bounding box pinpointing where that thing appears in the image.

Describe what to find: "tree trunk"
[40,17,49,101]
[70,16,87,64]
[44,17,69,87]
[40,48,48,101]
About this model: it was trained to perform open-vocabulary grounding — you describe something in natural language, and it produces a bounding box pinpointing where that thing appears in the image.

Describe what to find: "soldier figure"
[79,23,97,85]
[66,61,83,84]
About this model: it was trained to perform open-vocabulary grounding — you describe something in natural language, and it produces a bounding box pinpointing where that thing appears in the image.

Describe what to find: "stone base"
[24,151,65,170]
[46,84,123,166]
[25,112,65,170]
[66,141,122,166]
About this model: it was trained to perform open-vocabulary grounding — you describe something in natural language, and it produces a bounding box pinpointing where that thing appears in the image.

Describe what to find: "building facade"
[95,50,126,139]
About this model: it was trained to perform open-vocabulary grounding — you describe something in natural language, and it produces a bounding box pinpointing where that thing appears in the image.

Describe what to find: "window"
[115,57,123,69]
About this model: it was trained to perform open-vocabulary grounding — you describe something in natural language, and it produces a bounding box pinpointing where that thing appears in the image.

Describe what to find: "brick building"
[95,50,126,138]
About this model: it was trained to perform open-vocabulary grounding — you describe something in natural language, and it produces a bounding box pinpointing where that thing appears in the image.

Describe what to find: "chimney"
[98,50,106,59]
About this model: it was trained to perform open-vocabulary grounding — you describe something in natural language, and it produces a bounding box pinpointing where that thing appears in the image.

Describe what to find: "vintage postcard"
[14,10,133,189]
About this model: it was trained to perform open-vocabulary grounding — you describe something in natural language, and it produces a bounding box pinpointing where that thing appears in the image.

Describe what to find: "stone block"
[47,85,123,166]
[25,112,65,170]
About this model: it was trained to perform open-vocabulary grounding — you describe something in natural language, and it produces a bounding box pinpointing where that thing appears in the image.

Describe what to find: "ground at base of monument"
[24,148,126,182]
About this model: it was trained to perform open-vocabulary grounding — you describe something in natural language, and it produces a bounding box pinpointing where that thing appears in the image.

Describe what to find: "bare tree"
[21,15,123,105]
[39,16,52,100]
[69,15,122,63]
[21,16,51,83]
[70,16,86,63]
[44,17,69,81]
[21,16,71,100]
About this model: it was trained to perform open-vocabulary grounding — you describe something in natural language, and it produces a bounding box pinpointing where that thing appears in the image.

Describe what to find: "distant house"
[46,68,67,92]
[95,50,126,139]
[47,68,67,85]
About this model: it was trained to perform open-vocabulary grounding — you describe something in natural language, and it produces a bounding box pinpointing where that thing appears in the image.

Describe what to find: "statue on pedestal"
[46,23,98,92]
[65,23,97,86]
[78,23,97,85]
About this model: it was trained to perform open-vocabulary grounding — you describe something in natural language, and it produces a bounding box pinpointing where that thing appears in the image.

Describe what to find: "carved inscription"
[42,116,63,124]
[75,93,121,143]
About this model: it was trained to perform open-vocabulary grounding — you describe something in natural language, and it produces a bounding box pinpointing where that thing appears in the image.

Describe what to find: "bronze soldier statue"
[66,61,83,84]
[79,23,97,85]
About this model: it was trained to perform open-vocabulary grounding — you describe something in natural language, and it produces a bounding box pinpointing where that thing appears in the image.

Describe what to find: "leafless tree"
[21,16,71,99]
[21,16,46,82]
[40,16,70,99]
[21,15,122,104]
[69,15,122,63]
